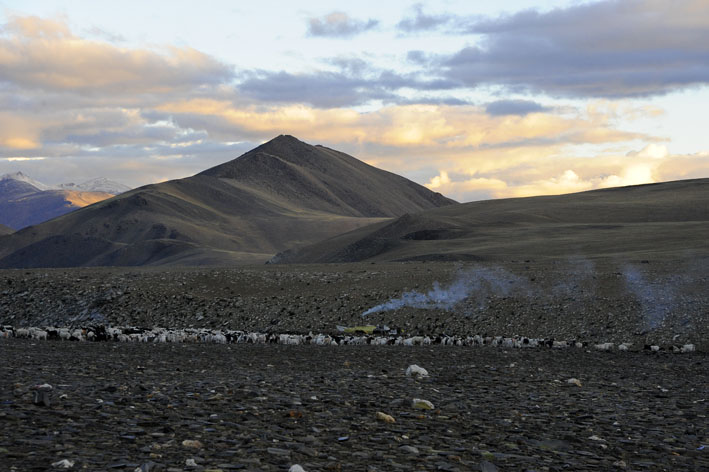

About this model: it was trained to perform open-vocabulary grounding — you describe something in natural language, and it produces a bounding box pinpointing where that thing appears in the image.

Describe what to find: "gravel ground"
[2,260,707,471]
[1,339,707,472]
[0,260,707,349]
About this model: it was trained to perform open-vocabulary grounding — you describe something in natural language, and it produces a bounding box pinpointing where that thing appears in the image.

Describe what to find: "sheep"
[29,328,48,341]
[403,336,424,346]
[16,328,30,338]
[70,329,85,341]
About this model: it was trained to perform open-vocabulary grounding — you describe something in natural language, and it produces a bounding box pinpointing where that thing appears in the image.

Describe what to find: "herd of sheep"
[0,325,697,353]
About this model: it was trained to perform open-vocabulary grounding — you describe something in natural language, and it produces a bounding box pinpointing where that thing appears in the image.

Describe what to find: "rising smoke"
[623,265,676,331]
[361,266,529,317]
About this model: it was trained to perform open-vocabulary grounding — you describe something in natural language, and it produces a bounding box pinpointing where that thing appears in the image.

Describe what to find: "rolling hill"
[0,224,12,235]
[0,135,455,268]
[272,178,709,263]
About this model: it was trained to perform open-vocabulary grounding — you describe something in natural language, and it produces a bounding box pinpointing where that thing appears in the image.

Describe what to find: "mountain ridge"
[0,135,456,268]
[0,172,117,230]
[57,177,131,195]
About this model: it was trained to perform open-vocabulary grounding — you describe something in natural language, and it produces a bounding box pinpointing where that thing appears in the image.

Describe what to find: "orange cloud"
[422,143,709,202]
[157,99,647,150]
[0,15,232,93]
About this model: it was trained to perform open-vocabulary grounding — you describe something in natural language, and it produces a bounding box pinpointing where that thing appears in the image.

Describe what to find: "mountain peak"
[199,135,320,179]
[251,134,315,156]
[0,171,53,191]
[199,134,455,218]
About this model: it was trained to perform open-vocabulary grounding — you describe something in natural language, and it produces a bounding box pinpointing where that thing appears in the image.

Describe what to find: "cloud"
[156,99,649,152]
[0,15,248,186]
[1,14,706,195]
[307,12,378,38]
[236,68,460,108]
[421,142,706,202]
[627,143,669,159]
[0,15,234,94]
[441,0,709,97]
[397,4,455,33]
[485,99,549,116]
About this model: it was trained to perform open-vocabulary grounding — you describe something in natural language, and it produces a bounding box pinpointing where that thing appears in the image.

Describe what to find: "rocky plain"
[1,259,708,471]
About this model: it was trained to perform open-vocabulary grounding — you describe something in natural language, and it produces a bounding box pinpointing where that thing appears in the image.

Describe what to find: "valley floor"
[1,339,707,471]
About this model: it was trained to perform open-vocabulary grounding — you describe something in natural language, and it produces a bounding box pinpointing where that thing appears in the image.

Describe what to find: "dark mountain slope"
[200,134,454,216]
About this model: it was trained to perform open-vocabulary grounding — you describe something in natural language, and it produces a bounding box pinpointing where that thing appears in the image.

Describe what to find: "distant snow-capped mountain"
[0,171,54,192]
[58,177,131,195]
[0,172,127,230]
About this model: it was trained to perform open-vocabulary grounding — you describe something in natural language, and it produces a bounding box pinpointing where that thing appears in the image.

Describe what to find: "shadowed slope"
[0,224,12,235]
[0,135,455,268]
[272,178,709,263]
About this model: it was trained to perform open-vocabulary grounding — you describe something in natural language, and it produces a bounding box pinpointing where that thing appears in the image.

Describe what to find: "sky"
[0,0,708,202]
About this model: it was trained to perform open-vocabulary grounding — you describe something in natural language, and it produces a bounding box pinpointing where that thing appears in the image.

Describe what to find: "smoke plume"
[362,266,527,317]
[623,265,675,331]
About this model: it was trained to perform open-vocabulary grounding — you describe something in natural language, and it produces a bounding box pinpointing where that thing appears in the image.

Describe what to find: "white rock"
[289,465,307,472]
[52,459,75,469]
[567,378,582,387]
[681,344,695,353]
[412,398,434,409]
[375,411,396,423]
[405,364,429,378]
[185,458,198,467]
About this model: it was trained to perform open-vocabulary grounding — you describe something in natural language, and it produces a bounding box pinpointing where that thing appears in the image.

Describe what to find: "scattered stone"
[376,411,396,423]
[32,383,53,406]
[567,378,582,387]
[267,447,291,456]
[2,330,708,472]
[134,462,160,472]
[289,465,306,472]
[406,364,429,378]
[480,460,498,472]
[412,398,434,410]
[182,439,203,449]
[399,445,419,454]
[52,459,75,469]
